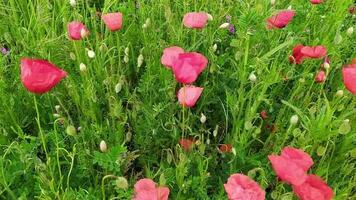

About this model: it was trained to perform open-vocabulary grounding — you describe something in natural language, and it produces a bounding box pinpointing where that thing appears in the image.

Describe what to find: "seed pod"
[66,125,77,136]
[116,177,128,190]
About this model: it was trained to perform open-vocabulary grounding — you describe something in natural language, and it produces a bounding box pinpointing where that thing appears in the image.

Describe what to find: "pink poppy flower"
[268,155,308,186]
[342,64,356,94]
[172,52,208,84]
[102,12,123,31]
[281,147,314,172]
[183,12,208,29]
[289,44,305,64]
[224,173,265,200]
[161,46,185,68]
[67,21,89,40]
[315,71,326,83]
[179,138,195,151]
[266,10,295,29]
[300,46,327,59]
[310,0,323,4]
[219,144,233,153]
[20,58,67,94]
[292,175,333,200]
[177,85,203,107]
[133,178,170,200]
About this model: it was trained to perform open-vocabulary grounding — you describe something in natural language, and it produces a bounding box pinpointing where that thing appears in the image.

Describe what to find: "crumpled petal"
[177,85,203,107]
[266,10,295,29]
[161,46,185,68]
[292,175,333,200]
[224,173,265,200]
[172,52,208,84]
[67,21,89,40]
[281,147,314,172]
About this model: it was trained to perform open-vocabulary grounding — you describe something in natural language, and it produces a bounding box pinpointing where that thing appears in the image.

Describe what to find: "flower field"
[0,0,355,199]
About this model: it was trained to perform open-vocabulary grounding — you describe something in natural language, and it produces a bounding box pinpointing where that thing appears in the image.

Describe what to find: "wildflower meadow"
[0,0,355,199]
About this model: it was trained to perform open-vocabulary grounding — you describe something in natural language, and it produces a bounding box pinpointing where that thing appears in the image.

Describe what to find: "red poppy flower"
[315,71,326,83]
[268,155,308,186]
[67,21,89,40]
[179,138,195,151]
[219,144,233,153]
[342,64,356,94]
[161,46,185,68]
[183,12,209,29]
[224,173,265,200]
[172,52,208,84]
[102,12,123,31]
[133,178,170,200]
[260,110,268,119]
[20,58,67,94]
[177,85,203,107]
[266,10,295,29]
[300,46,327,59]
[281,147,314,172]
[292,175,333,200]
[289,44,305,64]
[310,0,323,4]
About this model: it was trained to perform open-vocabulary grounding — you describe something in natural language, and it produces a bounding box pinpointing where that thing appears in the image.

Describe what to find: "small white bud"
[53,113,60,118]
[336,90,344,97]
[270,0,276,5]
[100,140,107,152]
[69,0,76,7]
[212,44,217,52]
[124,47,129,55]
[124,55,129,63]
[249,73,257,82]
[287,5,292,10]
[232,147,237,156]
[334,34,342,44]
[219,23,230,29]
[290,115,299,125]
[116,177,128,190]
[213,125,218,137]
[323,62,330,69]
[137,54,144,67]
[115,82,122,93]
[87,50,95,58]
[207,13,213,21]
[69,52,76,60]
[142,23,148,29]
[206,138,210,145]
[80,28,89,38]
[79,63,87,72]
[347,27,354,36]
[200,113,207,124]
[55,105,61,112]
[77,126,82,132]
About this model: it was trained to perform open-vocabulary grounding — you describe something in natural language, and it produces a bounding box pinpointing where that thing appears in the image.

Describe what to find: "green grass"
[0,0,355,199]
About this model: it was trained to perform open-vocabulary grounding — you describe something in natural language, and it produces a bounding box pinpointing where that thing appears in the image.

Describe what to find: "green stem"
[33,95,49,160]
[101,175,117,200]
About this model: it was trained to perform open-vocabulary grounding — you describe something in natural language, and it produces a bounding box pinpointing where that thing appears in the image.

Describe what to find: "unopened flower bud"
[66,125,77,136]
[69,52,76,60]
[87,50,95,58]
[249,73,257,82]
[336,90,344,97]
[200,113,207,123]
[115,82,122,93]
[219,23,230,29]
[124,55,129,63]
[347,27,354,36]
[137,54,144,67]
[100,140,107,152]
[290,115,299,125]
[69,0,76,7]
[207,13,213,21]
[79,63,87,72]
[212,44,217,53]
[116,177,128,190]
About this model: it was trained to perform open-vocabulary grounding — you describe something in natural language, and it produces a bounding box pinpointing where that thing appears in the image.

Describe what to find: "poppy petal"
[281,147,314,172]
[183,12,209,29]
[102,12,123,31]
[342,66,356,94]
[161,46,185,68]
[177,86,203,107]
[292,175,333,200]
[67,21,89,40]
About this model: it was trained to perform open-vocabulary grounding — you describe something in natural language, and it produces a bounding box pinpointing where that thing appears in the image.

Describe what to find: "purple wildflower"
[1,47,9,55]
[229,25,235,34]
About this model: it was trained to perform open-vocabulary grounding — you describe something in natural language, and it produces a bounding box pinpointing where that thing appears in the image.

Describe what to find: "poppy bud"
[219,23,230,29]
[249,73,257,82]
[66,125,77,136]
[115,82,122,93]
[270,0,276,5]
[334,33,342,44]
[124,55,129,63]
[200,113,206,123]
[323,62,330,70]
[124,47,129,55]
[315,71,326,83]
[77,126,82,132]
[213,125,218,137]
[100,140,107,152]
[206,138,210,145]
[347,27,354,36]
[125,131,132,142]
[207,13,213,21]
[79,63,87,72]
[142,24,148,29]
[69,0,76,6]
[232,147,237,156]
[69,52,76,60]
[290,115,299,125]
[336,90,344,97]
[55,105,61,113]
[137,54,144,67]
[143,18,151,29]
[87,50,95,58]
[53,113,60,118]
[116,177,128,190]
[212,44,217,52]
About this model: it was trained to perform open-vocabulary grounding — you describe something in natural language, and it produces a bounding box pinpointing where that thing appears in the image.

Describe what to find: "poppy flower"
[315,71,326,83]
[67,21,89,40]
[20,58,67,94]
[268,155,308,186]
[300,46,327,59]
[102,12,123,31]
[172,52,208,84]
[289,44,305,64]
[224,173,265,200]
[342,64,356,94]
[133,178,170,200]
[177,85,203,107]
[281,147,314,172]
[260,110,268,119]
[179,138,195,151]
[161,46,185,68]
[266,10,295,29]
[219,144,233,153]
[310,0,323,4]
[183,12,209,29]
[292,175,333,200]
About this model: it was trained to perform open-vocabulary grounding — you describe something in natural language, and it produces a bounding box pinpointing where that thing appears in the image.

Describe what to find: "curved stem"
[33,95,49,160]
[101,175,117,200]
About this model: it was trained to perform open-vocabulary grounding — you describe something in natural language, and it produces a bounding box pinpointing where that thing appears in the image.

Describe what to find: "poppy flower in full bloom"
[219,144,233,153]
[310,0,323,4]
[281,147,314,172]
[102,12,123,31]
[292,175,333,200]
[20,58,67,94]
[161,46,185,68]
[172,52,208,84]
[224,173,265,200]
[133,178,170,200]
[266,10,295,29]
[67,21,89,40]
[315,71,326,83]
[289,45,327,64]
[179,138,195,151]
[177,85,203,107]
[183,12,209,29]
[342,63,356,94]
